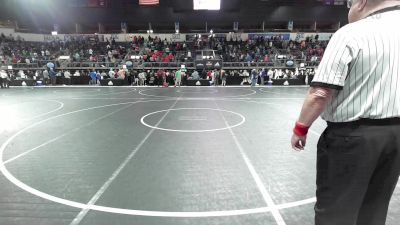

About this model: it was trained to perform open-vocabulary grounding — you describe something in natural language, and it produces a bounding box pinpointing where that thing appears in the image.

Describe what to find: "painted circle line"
[1,99,65,122]
[70,88,137,98]
[0,99,317,218]
[176,89,218,94]
[24,100,65,121]
[53,89,101,94]
[92,88,137,96]
[141,108,245,133]
[138,88,257,98]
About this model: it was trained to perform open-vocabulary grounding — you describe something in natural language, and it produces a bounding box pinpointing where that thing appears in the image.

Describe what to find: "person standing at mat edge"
[291,0,400,225]
[175,69,182,87]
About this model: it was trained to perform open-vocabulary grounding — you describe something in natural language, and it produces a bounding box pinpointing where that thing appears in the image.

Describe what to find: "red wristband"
[293,122,309,136]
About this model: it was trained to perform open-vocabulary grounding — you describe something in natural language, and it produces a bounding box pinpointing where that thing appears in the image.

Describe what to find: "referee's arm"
[291,87,335,151]
[291,28,358,151]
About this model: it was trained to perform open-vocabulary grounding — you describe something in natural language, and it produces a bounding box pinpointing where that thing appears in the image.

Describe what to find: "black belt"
[327,118,400,128]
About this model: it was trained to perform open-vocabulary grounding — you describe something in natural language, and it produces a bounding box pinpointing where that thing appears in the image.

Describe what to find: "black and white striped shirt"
[311,7,400,122]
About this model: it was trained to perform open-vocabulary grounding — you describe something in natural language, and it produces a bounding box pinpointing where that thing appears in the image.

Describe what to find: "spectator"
[241,70,250,85]
[100,70,107,80]
[108,69,115,79]
[34,70,40,80]
[251,69,258,87]
[49,68,56,85]
[190,70,200,81]
[0,70,10,88]
[156,69,164,87]
[89,69,97,85]
[166,70,173,84]
[0,71,3,88]
[260,68,267,86]
[266,69,272,78]
[213,69,220,86]
[64,70,71,85]
[138,71,146,86]
[131,70,139,86]
[201,69,207,79]
[117,69,125,80]
[96,71,102,84]
[43,69,49,84]
[209,69,215,81]
[17,70,26,79]
[221,69,227,86]
[174,69,182,87]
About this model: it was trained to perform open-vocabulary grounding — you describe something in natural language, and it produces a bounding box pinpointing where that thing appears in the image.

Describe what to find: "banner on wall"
[44,34,63,42]
[214,33,227,39]
[53,24,59,32]
[226,32,247,41]
[195,59,223,70]
[43,34,105,42]
[123,33,186,42]
[288,21,293,31]
[248,33,291,41]
[171,33,186,42]
[63,34,104,42]
[233,22,239,31]
[121,22,127,33]
[291,33,333,41]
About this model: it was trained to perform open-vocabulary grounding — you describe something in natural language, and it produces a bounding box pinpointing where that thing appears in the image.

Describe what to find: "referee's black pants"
[315,120,400,225]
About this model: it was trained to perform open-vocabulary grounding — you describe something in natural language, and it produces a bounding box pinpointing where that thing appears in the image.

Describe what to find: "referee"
[291,1,400,225]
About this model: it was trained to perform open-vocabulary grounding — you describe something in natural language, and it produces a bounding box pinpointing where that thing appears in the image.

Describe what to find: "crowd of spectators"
[0,31,322,87]
[0,32,328,68]
[219,35,328,65]
[0,66,316,87]
[0,34,193,66]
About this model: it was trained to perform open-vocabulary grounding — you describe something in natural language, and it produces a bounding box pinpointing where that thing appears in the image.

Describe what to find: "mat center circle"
[176,89,218,94]
[140,108,245,132]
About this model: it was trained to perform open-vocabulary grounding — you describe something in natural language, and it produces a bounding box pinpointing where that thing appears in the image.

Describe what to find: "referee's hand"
[291,134,307,151]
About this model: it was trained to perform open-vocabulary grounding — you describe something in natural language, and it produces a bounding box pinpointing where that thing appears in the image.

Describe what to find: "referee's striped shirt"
[311,7,400,122]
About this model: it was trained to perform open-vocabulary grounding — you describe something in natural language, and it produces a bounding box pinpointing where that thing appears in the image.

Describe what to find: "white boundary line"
[1,100,164,163]
[138,89,257,98]
[259,88,308,96]
[140,108,245,133]
[4,103,135,165]
[223,99,326,136]
[22,100,65,121]
[276,197,317,210]
[64,97,304,100]
[0,98,318,218]
[69,98,181,225]
[214,101,286,225]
